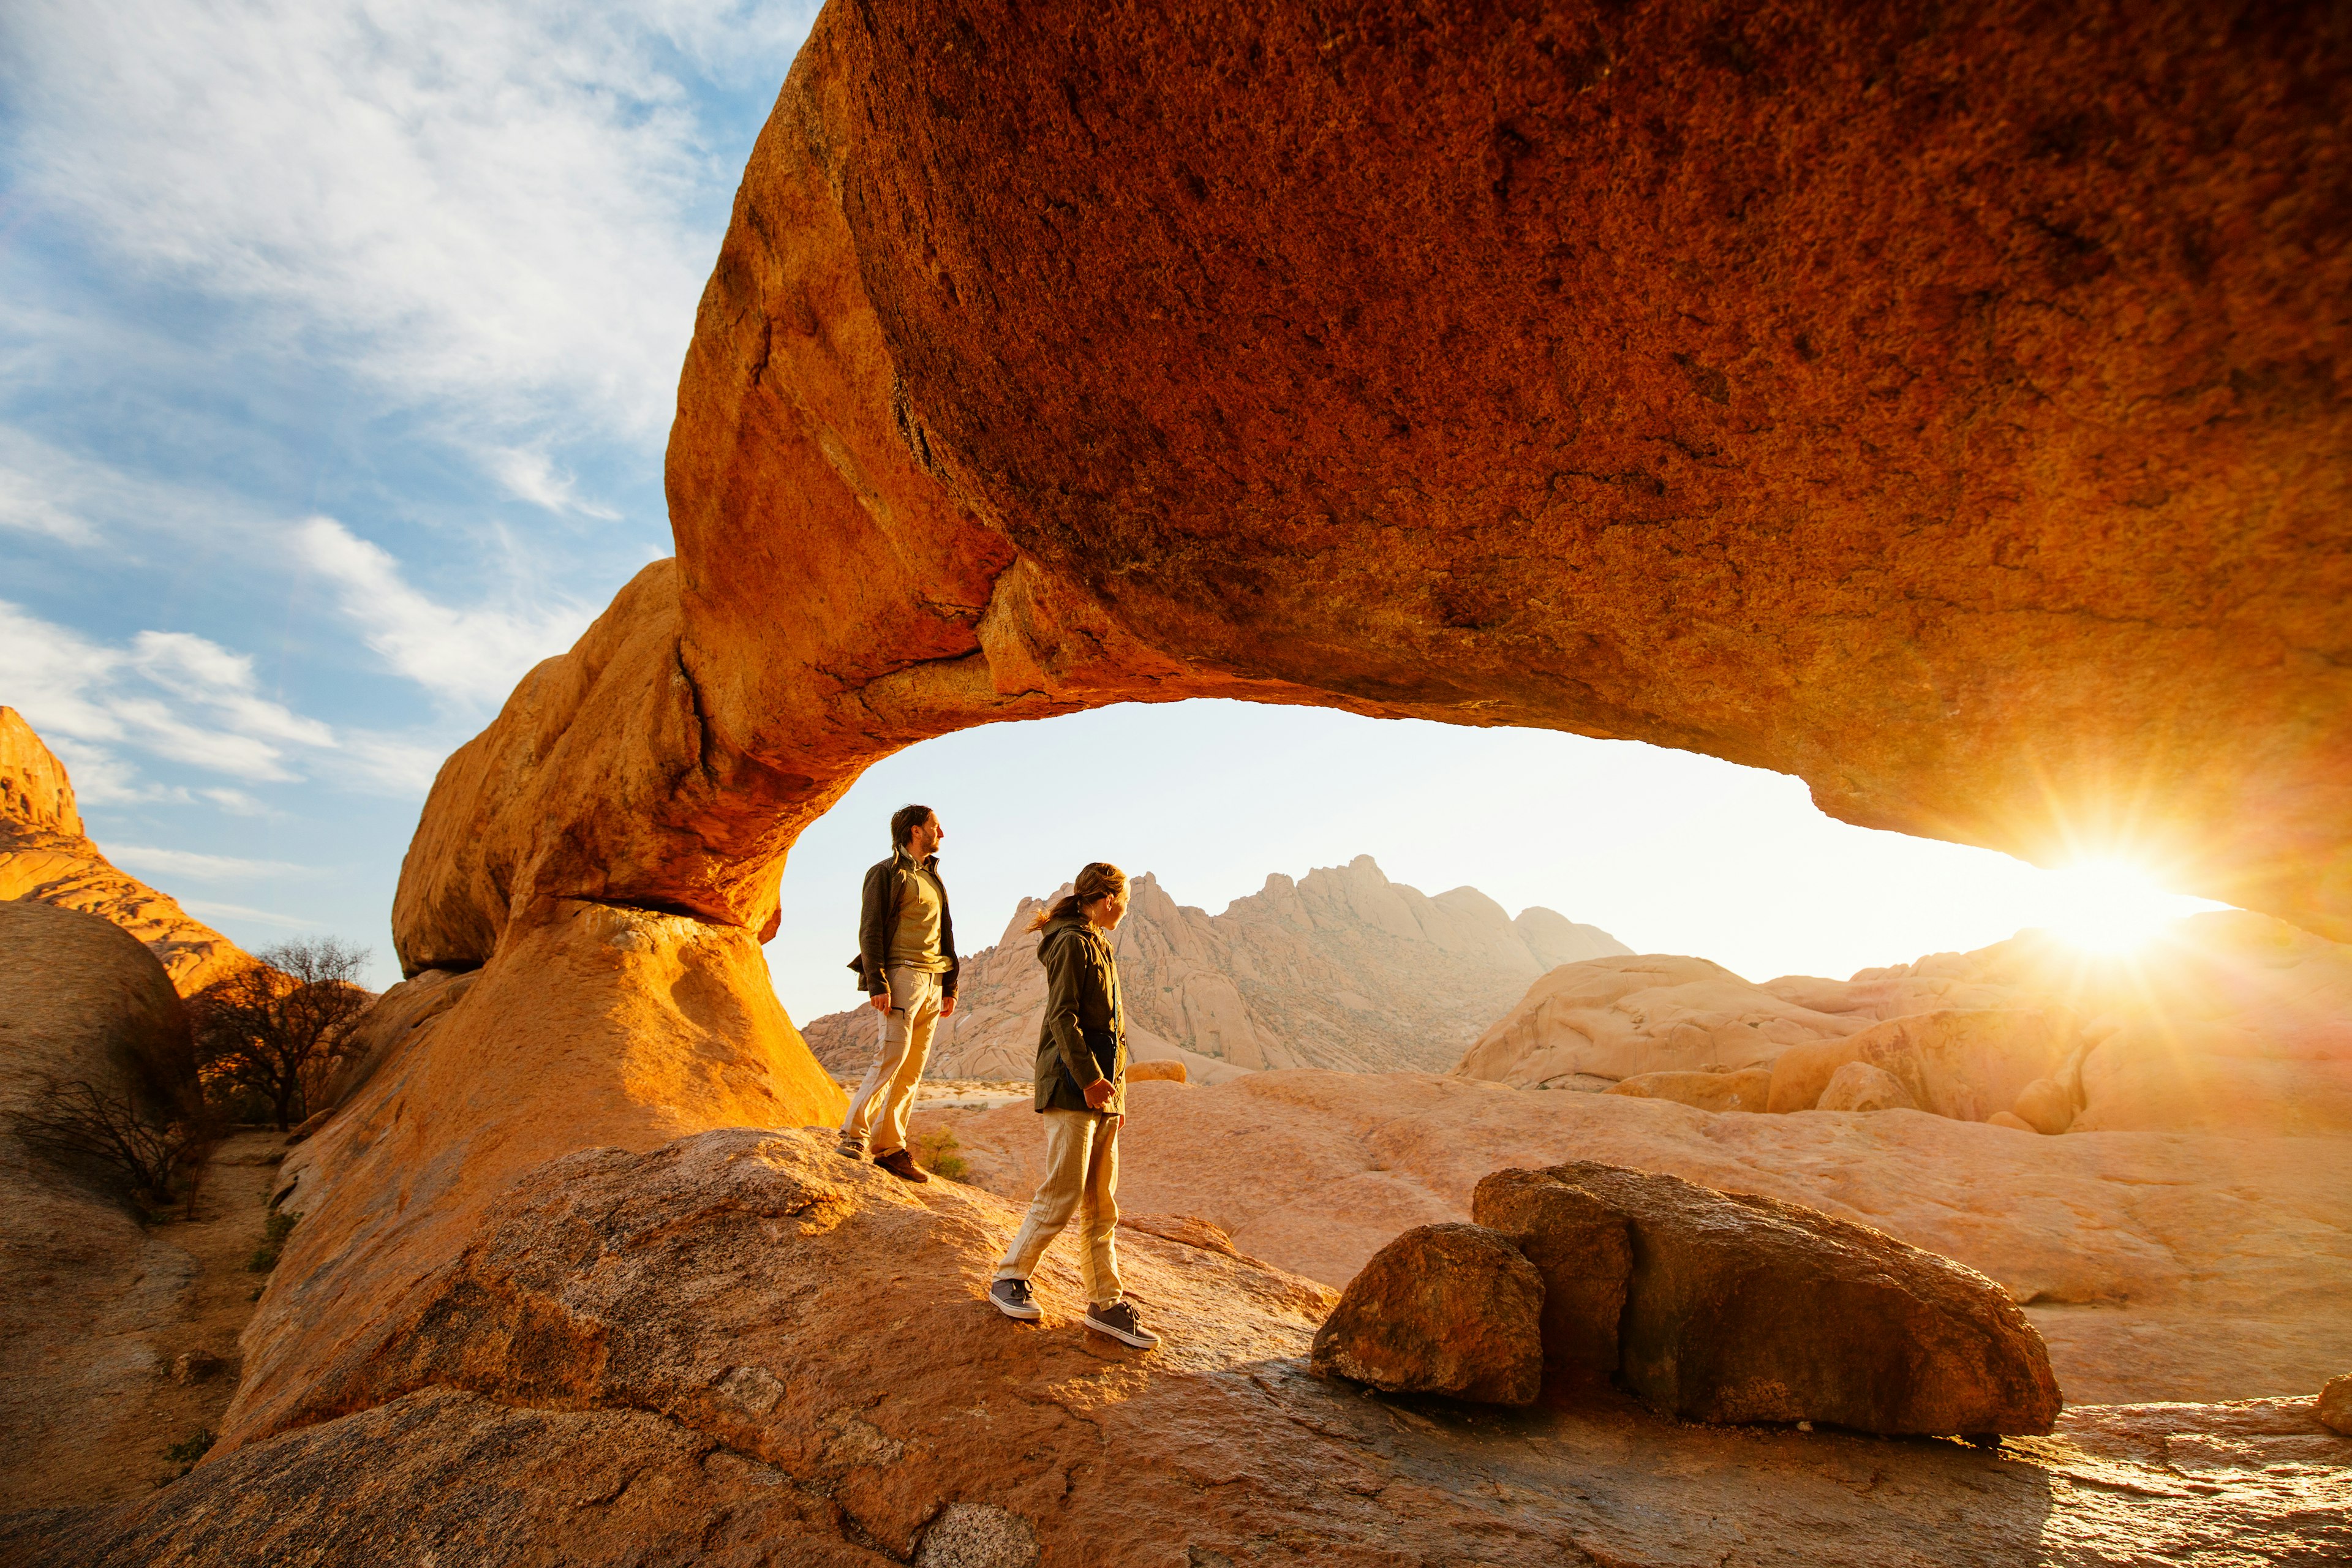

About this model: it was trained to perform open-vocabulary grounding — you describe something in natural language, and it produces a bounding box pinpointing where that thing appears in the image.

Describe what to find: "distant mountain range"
[799,853,1627,1080]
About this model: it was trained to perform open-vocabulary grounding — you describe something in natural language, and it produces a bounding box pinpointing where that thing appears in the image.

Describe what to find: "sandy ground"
[1,1131,282,1510]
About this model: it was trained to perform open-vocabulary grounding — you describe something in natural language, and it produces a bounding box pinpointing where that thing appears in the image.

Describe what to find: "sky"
[0,0,2224,1023]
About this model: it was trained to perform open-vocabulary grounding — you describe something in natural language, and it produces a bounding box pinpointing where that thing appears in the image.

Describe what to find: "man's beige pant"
[994,1108,1122,1306]
[839,965,941,1157]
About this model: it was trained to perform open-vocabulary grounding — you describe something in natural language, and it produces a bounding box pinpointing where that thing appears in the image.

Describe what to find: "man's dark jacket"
[847,850,959,998]
[1032,913,1126,1115]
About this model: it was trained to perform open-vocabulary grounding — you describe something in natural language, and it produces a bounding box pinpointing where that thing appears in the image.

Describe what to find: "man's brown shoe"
[875,1148,930,1183]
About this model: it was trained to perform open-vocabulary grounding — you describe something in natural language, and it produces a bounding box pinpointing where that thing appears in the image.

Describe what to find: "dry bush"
[191,938,371,1130]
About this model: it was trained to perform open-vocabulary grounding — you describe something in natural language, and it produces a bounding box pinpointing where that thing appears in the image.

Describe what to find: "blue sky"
[0,1,2221,1022]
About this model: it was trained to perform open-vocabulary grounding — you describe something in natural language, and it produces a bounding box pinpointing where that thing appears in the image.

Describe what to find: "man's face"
[910,814,943,856]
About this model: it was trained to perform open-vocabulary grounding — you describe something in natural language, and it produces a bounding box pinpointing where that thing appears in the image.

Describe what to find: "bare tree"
[6,1073,216,1208]
[190,938,372,1131]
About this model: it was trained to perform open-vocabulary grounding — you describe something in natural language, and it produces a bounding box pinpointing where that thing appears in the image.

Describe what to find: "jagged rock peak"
[0,707,260,996]
[0,706,83,839]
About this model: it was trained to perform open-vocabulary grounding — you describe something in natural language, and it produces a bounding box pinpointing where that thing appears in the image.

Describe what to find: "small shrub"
[247,1207,300,1272]
[911,1128,968,1181]
[162,1428,215,1474]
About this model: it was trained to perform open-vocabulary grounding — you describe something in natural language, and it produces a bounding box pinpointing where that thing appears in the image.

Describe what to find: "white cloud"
[1,599,324,785]
[486,447,620,519]
[0,596,448,799]
[1,0,816,443]
[291,515,592,707]
[110,845,311,881]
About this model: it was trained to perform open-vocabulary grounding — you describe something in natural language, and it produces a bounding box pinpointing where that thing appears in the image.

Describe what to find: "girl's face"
[1085,890,1129,930]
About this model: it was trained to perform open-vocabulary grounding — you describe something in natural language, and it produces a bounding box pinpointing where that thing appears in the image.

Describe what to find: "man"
[837,804,959,1182]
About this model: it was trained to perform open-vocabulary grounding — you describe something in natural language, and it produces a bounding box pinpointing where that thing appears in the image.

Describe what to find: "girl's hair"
[1026,862,1128,932]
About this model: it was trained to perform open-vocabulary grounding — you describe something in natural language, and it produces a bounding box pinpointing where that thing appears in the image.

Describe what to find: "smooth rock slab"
[1310,1223,1544,1406]
[1536,1161,2062,1435]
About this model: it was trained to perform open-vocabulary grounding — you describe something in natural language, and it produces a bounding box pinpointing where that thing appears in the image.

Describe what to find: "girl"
[987,861,1158,1348]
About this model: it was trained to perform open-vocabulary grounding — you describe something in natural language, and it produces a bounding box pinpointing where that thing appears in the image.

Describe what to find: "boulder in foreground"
[1310,1223,1544,1406]
[2323,1374,2352,1437]
[1472,1163,2062,1436]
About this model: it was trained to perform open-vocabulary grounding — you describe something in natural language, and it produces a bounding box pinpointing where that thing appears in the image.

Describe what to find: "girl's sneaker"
[989,1278,1042,1321]
[1084,1299,1160,1349]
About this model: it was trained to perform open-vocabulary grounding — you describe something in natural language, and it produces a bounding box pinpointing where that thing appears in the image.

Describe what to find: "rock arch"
[228,0,2348,1447]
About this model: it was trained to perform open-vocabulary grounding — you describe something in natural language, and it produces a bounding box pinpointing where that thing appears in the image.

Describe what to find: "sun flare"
[2039,859,2182,954]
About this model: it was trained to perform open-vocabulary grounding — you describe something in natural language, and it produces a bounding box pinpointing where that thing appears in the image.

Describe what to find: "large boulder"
[1475,1162,2062,1436]
[1468,1170,1632,1389]
[1310,1222,1545,1406]
[2321,1375,2352,1438]
[1457,956,1861,1088]
[0,899,202,1512]
[1817,1060,1917,1113]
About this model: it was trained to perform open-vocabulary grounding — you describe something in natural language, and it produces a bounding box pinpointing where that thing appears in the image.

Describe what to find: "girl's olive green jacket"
[1031,914,1127,1115]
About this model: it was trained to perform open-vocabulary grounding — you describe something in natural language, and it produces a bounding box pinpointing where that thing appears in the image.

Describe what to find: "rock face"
[804,858,1626,1079]
[13,1126,2343,1567]
[926,1071,2352,1409]
[0,707,258,996]
[1464,914,2352,1138]
[1472,1163,2062,1435]
[0,900,201,1510]
[1309,1222,1545,1404]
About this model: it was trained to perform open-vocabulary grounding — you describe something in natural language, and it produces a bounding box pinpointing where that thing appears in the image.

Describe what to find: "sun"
[2039,858,2181,954]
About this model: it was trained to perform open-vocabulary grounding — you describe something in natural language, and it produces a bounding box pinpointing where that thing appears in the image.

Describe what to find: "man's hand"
[941,994,957,1018]
[868,992,891,1014]
[1083,1078,1117,1110]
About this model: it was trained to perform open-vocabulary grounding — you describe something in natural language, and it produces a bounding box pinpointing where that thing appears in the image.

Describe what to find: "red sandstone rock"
[1539,1161,2062,1435]
[1310,1222,1545,1405]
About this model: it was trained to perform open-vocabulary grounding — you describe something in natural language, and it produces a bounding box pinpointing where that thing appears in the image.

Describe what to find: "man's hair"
[890,804,937,848]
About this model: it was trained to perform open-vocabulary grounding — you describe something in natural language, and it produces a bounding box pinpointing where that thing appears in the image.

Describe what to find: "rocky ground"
[919,1072,2352,1408]
[4,1126,2341,1567]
